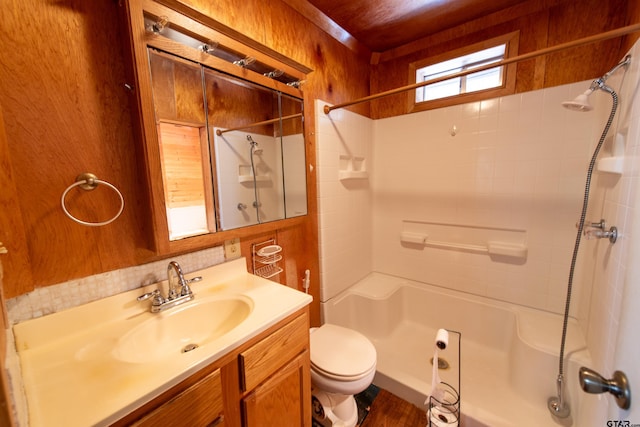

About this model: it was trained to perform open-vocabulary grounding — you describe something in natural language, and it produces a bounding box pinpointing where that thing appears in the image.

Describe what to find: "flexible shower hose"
[558,86,618,382]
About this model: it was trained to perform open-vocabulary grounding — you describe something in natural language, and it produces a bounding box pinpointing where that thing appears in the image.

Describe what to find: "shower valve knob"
[579,367,630,410]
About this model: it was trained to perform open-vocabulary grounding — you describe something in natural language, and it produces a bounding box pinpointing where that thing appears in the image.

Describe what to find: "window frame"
[407,32,519,113]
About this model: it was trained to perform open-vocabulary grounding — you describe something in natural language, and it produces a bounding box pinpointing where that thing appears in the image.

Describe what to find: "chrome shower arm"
[601,55,632,82]
[587,55,631,92]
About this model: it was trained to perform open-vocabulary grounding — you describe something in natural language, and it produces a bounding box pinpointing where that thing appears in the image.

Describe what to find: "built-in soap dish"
[597,157,623,174]
[597,132,625,175]
[339,155,368,180]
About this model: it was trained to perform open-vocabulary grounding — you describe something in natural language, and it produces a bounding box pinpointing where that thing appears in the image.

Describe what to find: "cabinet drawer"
[131,369,224,427]
[243,350,311,427]
[239,313,309,391]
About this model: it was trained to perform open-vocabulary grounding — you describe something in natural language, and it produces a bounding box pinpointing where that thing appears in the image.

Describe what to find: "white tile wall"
[316,68,634,319]
[315,100,373,302]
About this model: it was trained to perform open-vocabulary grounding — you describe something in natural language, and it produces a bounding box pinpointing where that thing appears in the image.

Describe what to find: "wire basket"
[252,239,283,279]
[427,382,460,427]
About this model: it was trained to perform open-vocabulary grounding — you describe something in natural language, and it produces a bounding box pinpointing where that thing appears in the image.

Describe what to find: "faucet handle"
[137,289,164,308]
[180,283,192,297]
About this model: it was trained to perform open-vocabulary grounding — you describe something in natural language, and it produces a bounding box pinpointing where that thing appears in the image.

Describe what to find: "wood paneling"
[0,0,152,295]
[370,0,636,119]
[0,89,32,297]
[306,0,529,52]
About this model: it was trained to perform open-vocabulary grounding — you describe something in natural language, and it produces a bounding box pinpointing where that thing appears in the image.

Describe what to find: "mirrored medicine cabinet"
[121,0,311,253]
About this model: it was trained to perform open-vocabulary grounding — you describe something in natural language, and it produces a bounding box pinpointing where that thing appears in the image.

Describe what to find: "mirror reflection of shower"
[247,135,263,223]
[548,54,630,420]
[213,129,287,230]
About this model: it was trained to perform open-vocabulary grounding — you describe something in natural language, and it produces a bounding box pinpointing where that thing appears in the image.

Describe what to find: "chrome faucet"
[137,261,200,312]
[167,261,189,299]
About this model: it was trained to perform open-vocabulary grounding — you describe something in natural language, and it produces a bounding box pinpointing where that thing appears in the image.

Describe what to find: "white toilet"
[310,324,377,427]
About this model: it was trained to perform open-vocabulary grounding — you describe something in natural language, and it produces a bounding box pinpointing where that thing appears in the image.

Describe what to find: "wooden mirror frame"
[120,0,312,254]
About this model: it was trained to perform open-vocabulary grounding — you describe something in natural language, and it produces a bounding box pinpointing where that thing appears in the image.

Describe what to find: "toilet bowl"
[310,324,377,427]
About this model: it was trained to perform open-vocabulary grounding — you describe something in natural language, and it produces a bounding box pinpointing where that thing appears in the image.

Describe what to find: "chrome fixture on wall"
[548,54,631,419]
[583,219,618,243]
[562,55,631,111]
[579,367,631,410]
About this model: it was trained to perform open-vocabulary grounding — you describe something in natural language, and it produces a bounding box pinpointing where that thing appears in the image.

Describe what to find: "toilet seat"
[310,324,377,381]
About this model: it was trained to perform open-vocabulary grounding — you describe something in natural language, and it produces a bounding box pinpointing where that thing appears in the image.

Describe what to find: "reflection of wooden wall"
[280,96,303,136]
[149,51,206,124]
[157,123,207,209]
[204,70,278,137]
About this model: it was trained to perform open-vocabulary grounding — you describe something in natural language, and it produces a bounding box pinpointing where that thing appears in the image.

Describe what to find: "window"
[409,32,518,111]
[416,45,505,102]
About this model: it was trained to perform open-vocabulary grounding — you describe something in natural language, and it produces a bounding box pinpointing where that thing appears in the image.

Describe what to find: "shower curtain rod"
[323,23,640,114]
[215,113,303,135]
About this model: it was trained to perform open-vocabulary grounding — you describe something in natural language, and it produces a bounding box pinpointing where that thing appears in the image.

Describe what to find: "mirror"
[148,51,216,239]
[147,48,307,238]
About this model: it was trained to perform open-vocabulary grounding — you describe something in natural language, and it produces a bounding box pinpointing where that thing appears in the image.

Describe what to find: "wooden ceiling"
[305,0,531,52]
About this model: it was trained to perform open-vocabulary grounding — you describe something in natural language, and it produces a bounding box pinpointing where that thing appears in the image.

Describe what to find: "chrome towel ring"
[61,173,124,226]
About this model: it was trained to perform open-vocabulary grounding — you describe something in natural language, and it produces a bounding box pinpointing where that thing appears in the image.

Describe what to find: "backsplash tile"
[6,245,225,324]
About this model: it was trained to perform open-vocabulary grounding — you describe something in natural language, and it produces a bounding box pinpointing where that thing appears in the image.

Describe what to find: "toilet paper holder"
[428,329,461,427]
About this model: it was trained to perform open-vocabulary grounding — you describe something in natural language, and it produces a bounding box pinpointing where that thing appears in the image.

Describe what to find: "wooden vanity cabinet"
[239,312,311,427]
[113,308,310,427]
[242,351,310,427]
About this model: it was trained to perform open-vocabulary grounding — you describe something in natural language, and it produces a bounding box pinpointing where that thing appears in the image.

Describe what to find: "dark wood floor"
[361,389,427,426]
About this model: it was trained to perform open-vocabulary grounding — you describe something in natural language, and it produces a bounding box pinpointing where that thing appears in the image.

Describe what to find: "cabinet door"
[242,350,311,427]
[131,369,225,427]
[239,313,308,392]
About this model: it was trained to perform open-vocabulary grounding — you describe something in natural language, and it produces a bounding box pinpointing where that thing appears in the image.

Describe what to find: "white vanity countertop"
[13,258,312,427]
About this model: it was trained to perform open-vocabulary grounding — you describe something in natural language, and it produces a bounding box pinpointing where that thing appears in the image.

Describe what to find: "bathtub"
[322,272,592,427]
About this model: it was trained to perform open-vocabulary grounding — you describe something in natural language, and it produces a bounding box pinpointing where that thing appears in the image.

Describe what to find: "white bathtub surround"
[324,272,591,427]
[316,84,608,319]
[315,100,374,303]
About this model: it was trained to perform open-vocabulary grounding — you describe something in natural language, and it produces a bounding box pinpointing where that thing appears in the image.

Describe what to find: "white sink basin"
[112,296,253,363]
[14,258,312,427]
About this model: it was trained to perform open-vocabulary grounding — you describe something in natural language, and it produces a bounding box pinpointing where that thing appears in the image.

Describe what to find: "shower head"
[562,88,595,112]
[562,55,631,112]
[246,135,263,155]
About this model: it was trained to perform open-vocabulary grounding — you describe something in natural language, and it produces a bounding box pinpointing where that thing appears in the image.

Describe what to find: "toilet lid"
[310,324,377,380]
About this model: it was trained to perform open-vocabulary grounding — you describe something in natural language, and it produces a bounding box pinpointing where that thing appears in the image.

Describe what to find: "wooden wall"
[0,0,370,331]
[370,0,640,119]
